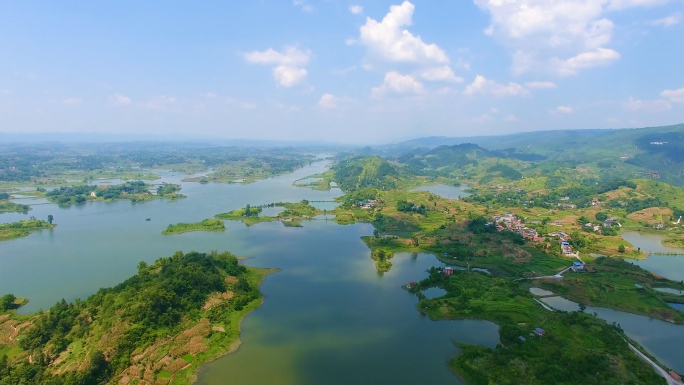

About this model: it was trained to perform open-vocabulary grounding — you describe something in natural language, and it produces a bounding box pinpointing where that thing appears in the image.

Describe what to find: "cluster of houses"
[357,199,378,209]
[491,213,545,242]
[520,327,546,342]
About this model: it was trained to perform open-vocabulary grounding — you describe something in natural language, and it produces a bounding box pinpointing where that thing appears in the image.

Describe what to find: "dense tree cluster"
[1,251,258,385]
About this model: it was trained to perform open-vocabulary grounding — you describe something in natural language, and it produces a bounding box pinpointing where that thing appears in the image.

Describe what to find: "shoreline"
[179,267,279,385]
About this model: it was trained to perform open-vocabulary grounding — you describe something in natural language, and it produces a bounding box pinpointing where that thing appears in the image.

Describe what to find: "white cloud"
[350,5,363,15]
[293,0,313,13]
[359,1,449,64]
[623,97,671,112]
[474,0,668,75]
[243,46,311,87]
[273,66,308,87]
[319,93,338,109]
[661,87,684,103]
[109,94,132,106]
[525,81,557,89]
[608,0,670,10]
[551,105,575,114]
[464,75,528,97]
[204,92,217,98]
[372,71,424,97]
[420,66,464,83]
[240,102,257,110]
[146,95,176,110]
[243,46,311,66]
[62,97,82,105]
[651,11,682,27]
[552,48,620,76]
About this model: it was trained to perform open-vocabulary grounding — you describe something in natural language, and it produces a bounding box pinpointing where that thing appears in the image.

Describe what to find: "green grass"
[161,219,226,235]
[182,354,193,363]
[157,370,172,379]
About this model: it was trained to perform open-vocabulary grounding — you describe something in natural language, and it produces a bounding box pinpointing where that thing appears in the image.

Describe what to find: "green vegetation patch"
[0,251,275,385]
[162,219,226,235]
[412,269,667,385]
[0,220,55,241]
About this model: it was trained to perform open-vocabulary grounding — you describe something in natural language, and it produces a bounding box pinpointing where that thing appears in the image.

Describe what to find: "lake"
[1,162,500,385]
[410,184,471,200]
[621,231,684,281]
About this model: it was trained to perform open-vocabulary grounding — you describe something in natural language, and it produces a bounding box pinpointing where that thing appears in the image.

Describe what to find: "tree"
[618,245,626,253]
[0,294,16,311]
[579,303,587,312]
[245,204,251,216]
[47,215,54,224]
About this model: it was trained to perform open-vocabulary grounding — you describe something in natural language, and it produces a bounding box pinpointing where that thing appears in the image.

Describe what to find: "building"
[669,371,681,382]
[89,191,97,198]
[519,336,526,342]
[571,262,584,272]
[604,217,619,228]
[534,328,546,336]
[407,281,416,289]
[444,267,454,276]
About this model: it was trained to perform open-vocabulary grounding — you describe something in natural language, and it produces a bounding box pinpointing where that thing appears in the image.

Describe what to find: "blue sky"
[0,0,683,143]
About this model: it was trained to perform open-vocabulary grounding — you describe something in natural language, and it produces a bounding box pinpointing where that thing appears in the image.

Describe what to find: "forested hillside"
[0,251,273,385]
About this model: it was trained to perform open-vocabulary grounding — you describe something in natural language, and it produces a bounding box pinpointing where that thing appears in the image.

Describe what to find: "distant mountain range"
[390,123,684,186]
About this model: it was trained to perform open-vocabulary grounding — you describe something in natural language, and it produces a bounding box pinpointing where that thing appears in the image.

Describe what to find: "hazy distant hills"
[390,123,684,186]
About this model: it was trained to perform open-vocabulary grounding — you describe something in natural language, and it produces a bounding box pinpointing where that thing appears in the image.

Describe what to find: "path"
[627,343,683,385]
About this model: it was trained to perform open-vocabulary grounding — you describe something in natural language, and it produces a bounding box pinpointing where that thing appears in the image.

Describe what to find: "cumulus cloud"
[651,11,682,27]
[319,93,338,109]
[0,89,10,95]
[273,66,308,87]
[661,87,684,103]
[420,66,464,83]
[239,102,257,110]
[525,81,557,89]
[243,46,312,87]
[372,71,424,97]
[109,94,132,106]
[551,105,575,114]
[552,48,620,76]
[145,95,176,110]
[623,97,671,112]
[474,0,669,75]
[464,75,528,97]
[62,97,82,105]
[359,1,449,64]
[350,5,363,15]
[243,46,311,66]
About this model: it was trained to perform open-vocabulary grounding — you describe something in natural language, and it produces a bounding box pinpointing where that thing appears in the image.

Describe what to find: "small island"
[0,193,31,213]
[0,220,55,241]
[215,200,324,227]
[46,181,185,205]
[0,251,276,385]
[162,219,226,235]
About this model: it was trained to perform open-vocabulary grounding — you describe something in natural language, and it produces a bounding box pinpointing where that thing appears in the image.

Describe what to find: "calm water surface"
[621,231,684,281]
[1,163,500,385]
[410,184,471,200]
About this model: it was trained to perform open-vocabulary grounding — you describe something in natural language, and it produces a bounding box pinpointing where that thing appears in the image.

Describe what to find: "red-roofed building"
[670,371,681,382]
